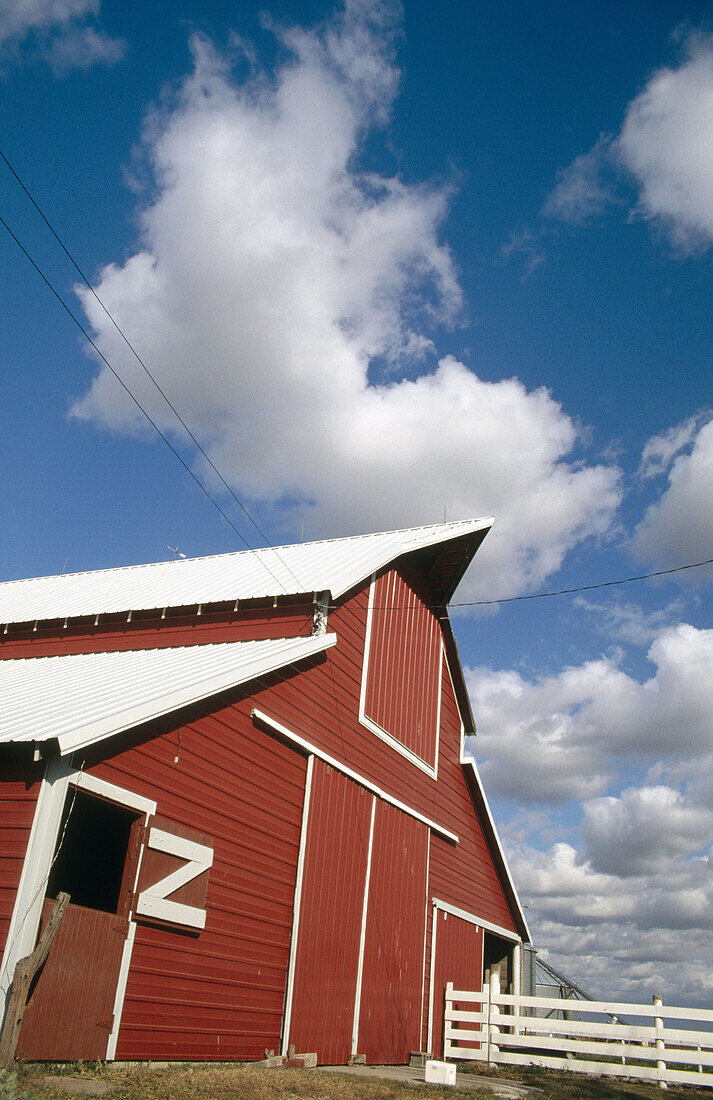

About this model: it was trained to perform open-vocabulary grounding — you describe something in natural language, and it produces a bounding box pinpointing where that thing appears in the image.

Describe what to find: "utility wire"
[3,150,710,612]
[0,211,297,588]
[0,147,306,594]
[347,554,713,612]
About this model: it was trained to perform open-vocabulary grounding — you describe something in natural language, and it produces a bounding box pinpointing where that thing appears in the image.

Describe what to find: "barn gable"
[0,520,528,1066]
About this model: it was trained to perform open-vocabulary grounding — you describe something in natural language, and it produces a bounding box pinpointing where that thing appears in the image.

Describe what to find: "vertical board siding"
[16,899,128,1061]
[0,753,43,962]
[86,701,308,1061]
[288,760,372,1065]
[430,909,483,1060]
[428,659,516,933]
[357,800,428,1064]
[363,569,441,768]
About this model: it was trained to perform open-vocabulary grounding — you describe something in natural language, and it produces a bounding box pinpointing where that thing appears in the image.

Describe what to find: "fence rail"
[444,980,713,1089]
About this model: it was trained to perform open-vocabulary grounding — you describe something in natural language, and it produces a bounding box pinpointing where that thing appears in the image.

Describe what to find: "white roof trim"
[0,634,336,756]
[0,519,492,625]
[461,756,532,943]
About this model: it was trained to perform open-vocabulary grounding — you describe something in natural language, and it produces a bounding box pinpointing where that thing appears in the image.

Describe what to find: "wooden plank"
[493,1014,655,1044]
[496,1031,663,1062]
[444,1043,483,1061]
[492,1049,661,1081]
[444,1025,484,1042]
[493,991,713,1023]
[0,892,69,1067]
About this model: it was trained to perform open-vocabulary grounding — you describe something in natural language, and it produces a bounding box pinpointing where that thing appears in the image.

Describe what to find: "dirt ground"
[4,1060,713,1100]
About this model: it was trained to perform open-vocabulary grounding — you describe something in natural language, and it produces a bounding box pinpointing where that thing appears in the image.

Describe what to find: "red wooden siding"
[85,700,308,1061]
[357,800,428,1064]
[0,599,313,659]
[428,659,516,932]
[363,568,441,769]
[17,899,129,1061]
[0,752,43,961]
[429,909,483,1059]
[254,583,519,938]
[288,760,371,1065]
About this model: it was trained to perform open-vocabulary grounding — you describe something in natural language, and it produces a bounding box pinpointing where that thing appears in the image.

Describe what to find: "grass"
[461,1061,713,1097]
[5,1061,713,1100]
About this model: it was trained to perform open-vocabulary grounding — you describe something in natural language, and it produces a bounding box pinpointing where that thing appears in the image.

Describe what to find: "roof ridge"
[0,518,492,587]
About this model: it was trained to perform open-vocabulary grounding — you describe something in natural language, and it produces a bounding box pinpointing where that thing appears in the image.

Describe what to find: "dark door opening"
[47,787,138,915]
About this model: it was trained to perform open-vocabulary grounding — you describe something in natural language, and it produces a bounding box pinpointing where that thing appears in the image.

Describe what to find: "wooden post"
[444,981,454,1060]
[0,892,70,1068]
[488,969,500,1065]
[653,993,667,1090]
[512,943,521,1037]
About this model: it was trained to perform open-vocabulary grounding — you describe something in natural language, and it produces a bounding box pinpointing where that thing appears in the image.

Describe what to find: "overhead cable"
[0,147,306,593]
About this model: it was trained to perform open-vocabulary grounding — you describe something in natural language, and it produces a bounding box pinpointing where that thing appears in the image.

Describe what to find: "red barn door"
[17,789,143,1060]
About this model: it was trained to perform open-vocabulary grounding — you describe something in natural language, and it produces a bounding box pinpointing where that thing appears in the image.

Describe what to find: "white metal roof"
[0,519,492,625]
[0,633,336,756]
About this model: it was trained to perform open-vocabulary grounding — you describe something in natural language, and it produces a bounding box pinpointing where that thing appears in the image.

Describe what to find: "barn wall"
[288,760,371,1064]
[0,600,313,659]
[429,909,483,1060]
[250,569,519,936]
[357,800,428,1064]
[85,701,308,1061]
[2,555,521,1065]
[362,569,441,769]
[0,750,43,964]
[428,659,516,932]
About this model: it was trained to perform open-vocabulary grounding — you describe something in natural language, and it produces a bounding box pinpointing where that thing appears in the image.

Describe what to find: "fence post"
[512,942,521,1037]
[489,970,500,1065]
[444,981,453,1060]
[653,994,667,1090]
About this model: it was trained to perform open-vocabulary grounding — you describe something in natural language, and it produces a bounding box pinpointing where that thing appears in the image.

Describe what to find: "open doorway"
[17,786,143,1061]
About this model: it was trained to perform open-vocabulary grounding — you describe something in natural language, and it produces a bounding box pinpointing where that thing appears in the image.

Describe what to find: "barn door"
[16,788,143,1061]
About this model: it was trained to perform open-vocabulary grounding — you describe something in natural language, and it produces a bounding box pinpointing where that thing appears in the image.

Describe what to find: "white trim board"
[459,759,531,944]
[351,794,376,1057]
[0,759,157,1053]
[251,708,458,844]
[358,574,441,780]
[280,754,314,1056]
[431,898,521,944]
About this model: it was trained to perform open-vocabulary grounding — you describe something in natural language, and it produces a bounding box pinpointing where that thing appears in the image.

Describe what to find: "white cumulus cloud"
[633,417,713,572]
[70,4,621,598]
[617,34,713,249]
[469,618,713,1002]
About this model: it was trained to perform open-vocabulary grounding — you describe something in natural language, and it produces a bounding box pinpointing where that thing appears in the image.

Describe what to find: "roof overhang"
[0,634,336,756]
[462,757,532,944]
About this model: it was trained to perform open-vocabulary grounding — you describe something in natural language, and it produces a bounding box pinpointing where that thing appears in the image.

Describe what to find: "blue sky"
[2,0,713,1004]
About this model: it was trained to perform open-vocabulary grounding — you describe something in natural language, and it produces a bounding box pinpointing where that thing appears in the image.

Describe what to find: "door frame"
[0,755,156,1058]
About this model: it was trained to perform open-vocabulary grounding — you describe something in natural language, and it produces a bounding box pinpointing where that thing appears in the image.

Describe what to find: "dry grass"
[10,1063,488,1100]
[462,1061,713,1098]
[9,1061,713,1100]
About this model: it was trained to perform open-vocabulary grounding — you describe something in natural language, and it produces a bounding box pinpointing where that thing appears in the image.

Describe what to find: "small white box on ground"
[425,1059,456,1086]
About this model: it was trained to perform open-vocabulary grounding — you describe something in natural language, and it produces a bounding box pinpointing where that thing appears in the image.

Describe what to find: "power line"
[0,148,271,550]
[0,211,298,589]
[348,554,713,612]
[0,147,306,594]
[451,555,713,607]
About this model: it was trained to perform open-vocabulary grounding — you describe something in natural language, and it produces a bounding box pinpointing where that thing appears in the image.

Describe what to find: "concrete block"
[425,1059,456,1086]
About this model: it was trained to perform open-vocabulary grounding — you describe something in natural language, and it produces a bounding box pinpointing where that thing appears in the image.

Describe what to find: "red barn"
[0,520,529,1065]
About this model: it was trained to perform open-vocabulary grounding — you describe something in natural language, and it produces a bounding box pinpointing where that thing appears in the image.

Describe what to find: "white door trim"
[0,758,156,1058]
[350,794,376,1057]
[280,754,314,1056]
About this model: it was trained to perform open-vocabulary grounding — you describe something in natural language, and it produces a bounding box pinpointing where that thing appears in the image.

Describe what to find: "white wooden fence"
[444,978,713,1089]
